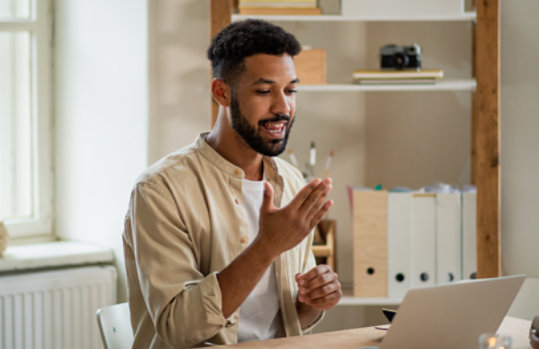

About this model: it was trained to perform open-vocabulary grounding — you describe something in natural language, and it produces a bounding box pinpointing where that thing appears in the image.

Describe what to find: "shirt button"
[240,236,248,244]
[234,198,240,205]
[234,169,242,177]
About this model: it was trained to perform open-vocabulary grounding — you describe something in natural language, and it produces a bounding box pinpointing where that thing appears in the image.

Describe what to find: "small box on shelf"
[295,48,327,85]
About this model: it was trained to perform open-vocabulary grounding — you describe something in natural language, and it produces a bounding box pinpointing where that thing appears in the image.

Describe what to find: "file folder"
[353,190,388,297]
[436,193,462,285]
[410,193,436,288]
[387,192,412,298]
[461,190,477,279]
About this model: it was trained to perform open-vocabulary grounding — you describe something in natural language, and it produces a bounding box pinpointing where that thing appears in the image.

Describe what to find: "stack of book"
[352,69,444,85]
[238,0,322,15]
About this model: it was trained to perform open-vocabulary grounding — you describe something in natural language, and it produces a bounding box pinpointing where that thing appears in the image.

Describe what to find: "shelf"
[232,12,476,22]
[297,79,476,92]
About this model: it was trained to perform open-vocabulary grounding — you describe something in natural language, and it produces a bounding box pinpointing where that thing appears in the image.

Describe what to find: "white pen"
[309,141,316,167]
[323,149,334,178]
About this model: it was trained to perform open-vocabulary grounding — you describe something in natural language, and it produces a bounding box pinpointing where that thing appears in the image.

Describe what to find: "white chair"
[96,302,134,349]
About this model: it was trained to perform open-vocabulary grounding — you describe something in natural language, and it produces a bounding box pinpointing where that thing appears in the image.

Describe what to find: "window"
[0,0,53,239]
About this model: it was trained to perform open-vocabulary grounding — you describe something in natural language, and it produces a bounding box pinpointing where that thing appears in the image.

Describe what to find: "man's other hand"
[296,264,342,311]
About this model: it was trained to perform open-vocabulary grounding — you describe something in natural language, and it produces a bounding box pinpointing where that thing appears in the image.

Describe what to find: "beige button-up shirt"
[123,133,320,348]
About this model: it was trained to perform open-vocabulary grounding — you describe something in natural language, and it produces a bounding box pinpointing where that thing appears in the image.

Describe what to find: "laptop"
[367,275,525,349]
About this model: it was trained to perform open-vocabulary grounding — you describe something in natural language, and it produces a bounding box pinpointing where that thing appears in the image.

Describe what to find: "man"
[123,19,342,348]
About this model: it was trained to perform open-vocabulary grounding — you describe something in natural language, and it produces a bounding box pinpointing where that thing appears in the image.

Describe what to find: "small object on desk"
[531,315,539,349]
[478,333,512,349]
[382,308,397,323]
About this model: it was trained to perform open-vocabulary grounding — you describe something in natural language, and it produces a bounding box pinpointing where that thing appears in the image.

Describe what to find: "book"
[355,79,436,85]
[239,0,317,8]
[353,69,444,81]
[239,7,322,15]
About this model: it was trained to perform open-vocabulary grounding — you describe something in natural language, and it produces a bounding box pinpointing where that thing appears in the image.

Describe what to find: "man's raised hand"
[256,178,334,257]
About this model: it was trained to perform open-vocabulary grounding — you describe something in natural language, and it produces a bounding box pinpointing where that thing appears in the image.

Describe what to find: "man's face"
[228,54,298,157]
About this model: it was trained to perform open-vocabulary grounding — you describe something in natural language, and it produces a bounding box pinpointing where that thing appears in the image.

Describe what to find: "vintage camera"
[380,44,422,70]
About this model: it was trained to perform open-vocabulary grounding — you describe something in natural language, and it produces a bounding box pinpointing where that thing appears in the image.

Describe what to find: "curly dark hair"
[207,19,301,85]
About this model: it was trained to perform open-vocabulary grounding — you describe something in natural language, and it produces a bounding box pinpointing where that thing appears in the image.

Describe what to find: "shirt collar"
[194,132,281,187]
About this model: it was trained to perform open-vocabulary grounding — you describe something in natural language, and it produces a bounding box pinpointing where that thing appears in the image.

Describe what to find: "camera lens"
[394,53,408,70]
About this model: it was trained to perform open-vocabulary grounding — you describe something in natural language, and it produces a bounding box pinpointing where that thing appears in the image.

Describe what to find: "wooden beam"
[473,0,501,278]
[210,0,235,126]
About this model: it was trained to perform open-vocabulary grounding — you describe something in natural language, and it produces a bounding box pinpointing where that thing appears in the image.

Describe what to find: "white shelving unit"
[225,9,475,307]
[212,0,502,304]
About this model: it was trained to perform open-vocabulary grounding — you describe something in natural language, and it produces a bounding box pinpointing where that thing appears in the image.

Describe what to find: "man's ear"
[211,78,231,107]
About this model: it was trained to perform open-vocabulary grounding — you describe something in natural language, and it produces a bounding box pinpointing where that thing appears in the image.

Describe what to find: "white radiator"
[0,265,117,349]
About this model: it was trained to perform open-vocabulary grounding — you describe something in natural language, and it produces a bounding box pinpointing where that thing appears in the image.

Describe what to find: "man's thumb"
[261,181,274,211]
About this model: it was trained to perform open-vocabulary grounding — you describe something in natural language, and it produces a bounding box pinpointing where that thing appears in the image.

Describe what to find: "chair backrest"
[96,302,134,349]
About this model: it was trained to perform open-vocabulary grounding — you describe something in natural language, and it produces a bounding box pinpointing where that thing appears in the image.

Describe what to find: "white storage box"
[341,0,464,17]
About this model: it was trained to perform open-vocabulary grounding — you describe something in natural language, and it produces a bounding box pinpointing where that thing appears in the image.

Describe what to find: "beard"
[230,95,294,157]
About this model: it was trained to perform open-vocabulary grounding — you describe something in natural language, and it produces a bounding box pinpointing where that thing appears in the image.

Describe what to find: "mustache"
[258,114,290,126]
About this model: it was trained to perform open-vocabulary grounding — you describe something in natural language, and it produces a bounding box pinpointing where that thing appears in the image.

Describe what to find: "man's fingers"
[298,266,337,291]
[260,181,275,212]
[301,290,342,309]
[297,265,342,309]
[309,200,333,229]
[286,179,322,211]
[300,281,341,302]
[297,264,331,286]
[305,184,332,222]
[298,178,332,216]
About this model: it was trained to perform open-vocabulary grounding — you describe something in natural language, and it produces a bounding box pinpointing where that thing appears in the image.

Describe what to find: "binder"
[353,190,388,297]
[436,193,462,285]
[461,190,477,279]
[410,193,436,288]
[387,192,412,298]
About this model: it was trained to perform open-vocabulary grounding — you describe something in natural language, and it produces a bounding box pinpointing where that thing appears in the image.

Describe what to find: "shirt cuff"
[301,310,325,334]
[200,271,237,328]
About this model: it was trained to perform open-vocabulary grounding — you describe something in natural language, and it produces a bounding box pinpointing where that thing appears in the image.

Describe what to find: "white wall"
[500,1,539,277]
[54,0,149,300]
[148,0,210,161]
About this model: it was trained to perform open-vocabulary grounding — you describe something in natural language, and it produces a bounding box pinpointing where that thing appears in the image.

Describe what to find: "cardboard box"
[295,49,327,85]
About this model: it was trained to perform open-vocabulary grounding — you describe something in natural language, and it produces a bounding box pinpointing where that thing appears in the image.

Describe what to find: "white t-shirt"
[237,177,282,342]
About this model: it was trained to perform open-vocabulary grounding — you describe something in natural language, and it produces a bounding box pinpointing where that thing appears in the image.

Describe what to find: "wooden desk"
[208,316,531,349]
[498,316,533,349]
